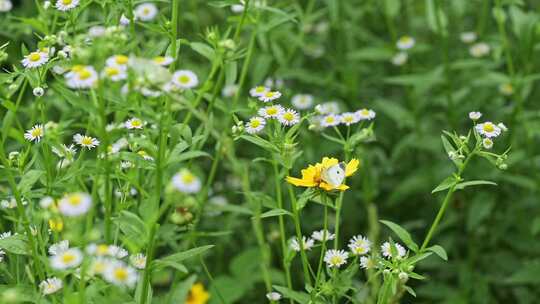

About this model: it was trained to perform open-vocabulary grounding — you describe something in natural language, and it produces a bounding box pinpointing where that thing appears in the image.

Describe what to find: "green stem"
[171,0,180,70]
[287,185,312,286]
[314,200,329,288]
[139,224,158,304]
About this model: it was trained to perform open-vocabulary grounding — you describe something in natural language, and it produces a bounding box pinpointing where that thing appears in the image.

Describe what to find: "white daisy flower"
[21,51,49,68]
[172,70,199,89]
[499,83,513,96]
[315,102,340,115]
[321,114,341,127]
[391,52,408,66]
[90,257,110,275]
[469,42,490,58]
[356,108,376,121]
[125,117,145,129]
[245,116,266,134]
[86,243,111,256]
[460,32,477,44]
[258,104,285,119]
[39,196,54,209]
[498,122,508,132]
[24,124,44,142]
[134,3,158,21]
[0,231,12,240]
[311,229,335,242]
[120,161,133,169]
[73,133,100,149]
[266,292,282,301]
[341,112,360,126]
[381,242,406,259]
[106,55,129,67]
[324,249,349,268]
[0,0,13,12]
[55,0,79,11]
[153,56,174,66]
[129,253,146,269]
[172,169,202,194]
[348,235,371,255]
[58,192,92,217]
[103,260,138,288]
[290,236,314,252]
[258,90,282,103]
[482,138,493,149]
[278,109,300,126]
[221,84,239,98]
[108,245,128,259]
[291,94,314,110]
[39,277,63,295]
[359,256,375,269]
[137,150,154,161]
[475,121,501,138]
[50,248,83,269]
[249,85,269,97]
[469,111,482,121]
[88,25,106,37]
[102,65,127,82]
[396,36,415,50]
[65,65,98,89]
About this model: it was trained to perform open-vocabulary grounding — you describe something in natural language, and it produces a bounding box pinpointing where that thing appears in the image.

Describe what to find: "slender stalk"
[287,185,312,286]
[272,161,294,303]
[314,200,329,288]
[139,224,158,304]
[171,0,180,70]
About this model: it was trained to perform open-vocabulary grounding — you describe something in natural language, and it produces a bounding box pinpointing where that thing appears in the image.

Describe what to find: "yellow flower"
[286,157,359,191]
[48,218,64,232]
[186,283,210,304]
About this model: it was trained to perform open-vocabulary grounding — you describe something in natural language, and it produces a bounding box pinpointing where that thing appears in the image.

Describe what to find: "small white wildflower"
[460,32,477,44]
[381,242,406,259]
[24,124,44,142]
[103,260,138,288]
[58,192,92,217]
[258,91,282,103]
[125,117,145,130]
[482,138,493,149]
[134,3,158,21]
[50,248,83,269]
[266,292,282,301]
[102,65,127,82]
[39,196,54,209]
[359,256,375,269]
[106,55,129,67]
[356,108,376,121]
[291,94,314,110]
[391,52,408,66]
[340,112,360,126]
[73,133,100,149]
[120,14,132,26]
[172,169,202,194]
[397,36,415,50]
[172,70,199,89]
[470,42,490,58]
[65,65,98,89]
[475,122,501,138]
[55,0,79,11]
[348,235,371,255]
[39,277,63,295]
[130,253,146,269]
[21,51,49,68]
[315,102,340,115]
[258,104,285,119]
[469,111,482,121]
[321,114,341,127]
[249,86,269,97]
[153,56,174,66]
[278,109,300,126]
[290,236,314,252]
[0,0,13,12]
[324,249,349,268]
[88,25,106,37]
[245,116,266,134]
[108,245,128,259]
[498,122,508,132]
[311,230,335,242]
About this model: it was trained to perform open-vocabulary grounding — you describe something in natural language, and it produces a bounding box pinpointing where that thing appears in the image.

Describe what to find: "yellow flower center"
[97,244,109,255]
[61,253,75,264]
[182,172,195,184]
[143,8,150,15]
[330,256,342,265]
[115,55,129,65]
[93,261,106,273]
[344,116,353,122]
[361,109,369,115]
[114,267,128,281]
[31,127,43,137]
[138,150,148,157]
[264,92,275,98]
[282,112,293,121]
[105,67,119,76]
[78,69,92,80]
[266,107,277,115]
[81,137,93,145]
[62,0,73,4]
[68,195,81,206]
[72,65,84,72]
[483,123,494,133]
[178,75,191,84]
[29,52,42,62]
[249,120,261,128]
[130,119,142,127]
[154,56,165,63]
[400,36,412,44]
[254,86,266,93]
[325,116,335,123]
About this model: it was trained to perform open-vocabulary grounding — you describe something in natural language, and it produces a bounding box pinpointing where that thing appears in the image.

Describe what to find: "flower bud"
[33,87,45,97]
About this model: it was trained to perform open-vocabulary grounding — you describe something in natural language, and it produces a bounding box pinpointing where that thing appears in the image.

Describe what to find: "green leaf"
[455,180,497,190]
[380,220,419,252]
[190,42,215,61]
[272,285,310,304]
[0,234,29,255]
[152,245,214,270]
[239,135,279,152]
[426,245,448,261]
[258,208,292,219]
[18,170,44,194]
[431,176,457,193]
[113,211,149,247]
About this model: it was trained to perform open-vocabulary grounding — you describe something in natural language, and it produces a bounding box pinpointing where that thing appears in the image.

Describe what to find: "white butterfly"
[321,162,346,188]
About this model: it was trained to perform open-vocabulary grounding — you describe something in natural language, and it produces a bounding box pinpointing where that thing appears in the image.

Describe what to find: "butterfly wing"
[321,163,346,187]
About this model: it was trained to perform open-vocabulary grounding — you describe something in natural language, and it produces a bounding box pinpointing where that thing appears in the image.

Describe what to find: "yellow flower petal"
[345,159,360,177]
[286,176,317,187]
[321,157,339,168]
[320,182,349,191]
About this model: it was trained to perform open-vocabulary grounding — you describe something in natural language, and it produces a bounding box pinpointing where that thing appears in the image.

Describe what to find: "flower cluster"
[469,111,508,150]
